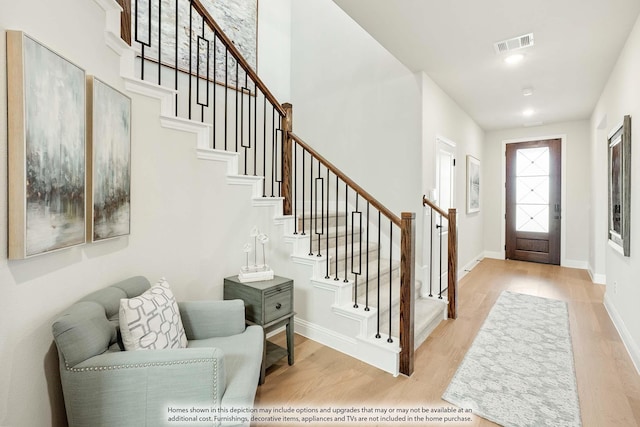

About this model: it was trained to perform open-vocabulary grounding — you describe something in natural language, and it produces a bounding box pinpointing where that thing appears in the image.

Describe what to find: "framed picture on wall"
[466,155,480,214]
[607,115,631,256]
[87,77,132,242]
[7,31,86,259]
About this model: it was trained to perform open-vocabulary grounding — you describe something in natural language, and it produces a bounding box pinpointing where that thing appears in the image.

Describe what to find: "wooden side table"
[223,275,295,384]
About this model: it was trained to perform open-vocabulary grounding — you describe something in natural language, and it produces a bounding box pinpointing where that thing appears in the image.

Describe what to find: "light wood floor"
[254,259,640,426]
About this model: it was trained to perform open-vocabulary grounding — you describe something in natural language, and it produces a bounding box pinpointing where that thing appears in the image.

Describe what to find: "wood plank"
[116,0,132,45]
[399,212,415,376]
[447,208,457,319]
[7,31,26,259]
[281,103,293,216]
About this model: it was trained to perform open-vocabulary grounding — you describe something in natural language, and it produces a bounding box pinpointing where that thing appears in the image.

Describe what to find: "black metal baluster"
[174,0,178,116]
[316,160,323,257]
[293,143,298,234]
[334,175,339,281]
[134,0,151,81]
[240,87,251,175]
[301,149,306,236]
[376,210,381,339]
[429,207,433,297]
[270,106,276,197]
[158,0,162,85]
[195,23,209,124]
[388,221,393,343]
[211,32,216,147]
[309,155,314,256]
[224,47,228,150]
[253,82,257,176]
[324,167,330,279]
[245,73,250,173]
[352,195,361,308]
[343,183,349,283]
[365,202,370,311]
[235,61,239,152]
[278,125,283,198]
[188,4,192,120]
[200,17,207,123]
[262,95,266,196]
[438,215,443,299]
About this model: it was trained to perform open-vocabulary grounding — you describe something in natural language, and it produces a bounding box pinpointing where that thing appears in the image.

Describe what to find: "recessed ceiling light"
[505,54,524,65]
[523,108,535,117]
[522,87,534,96]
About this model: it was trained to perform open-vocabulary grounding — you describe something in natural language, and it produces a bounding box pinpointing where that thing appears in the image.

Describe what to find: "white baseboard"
[587,266,606,285]
[562,259,588,269]
[459,253,484,280]
[294,318,399,376]
[483,251,504,260]
[603,294,640,375]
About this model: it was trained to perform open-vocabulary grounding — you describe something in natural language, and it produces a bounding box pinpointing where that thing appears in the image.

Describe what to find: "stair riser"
[330,249,381,276]
[297,213,347,230]
[303,230,364,252]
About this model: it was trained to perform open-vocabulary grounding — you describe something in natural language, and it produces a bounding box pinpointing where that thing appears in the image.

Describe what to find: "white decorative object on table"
[239,226,274,282]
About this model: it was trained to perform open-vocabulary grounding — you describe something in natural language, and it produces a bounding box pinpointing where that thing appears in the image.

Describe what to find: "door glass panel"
[516,205,549,232]
[516,147,549,176]
[515,147,549,232]
[516,176,549,204]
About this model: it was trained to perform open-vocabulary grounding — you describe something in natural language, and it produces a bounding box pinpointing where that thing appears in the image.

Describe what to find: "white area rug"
[442,291,581,426]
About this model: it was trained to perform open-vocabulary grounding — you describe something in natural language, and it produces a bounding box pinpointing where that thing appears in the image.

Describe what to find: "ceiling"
[332,0,640,131]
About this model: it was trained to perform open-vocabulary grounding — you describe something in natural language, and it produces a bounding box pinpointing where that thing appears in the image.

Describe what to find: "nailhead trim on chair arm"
[65,358,217,373]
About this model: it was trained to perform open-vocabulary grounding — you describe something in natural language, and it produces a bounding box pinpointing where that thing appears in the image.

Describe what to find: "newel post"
[447,208,458,319]
[399,212,416,376]
[281,103,293,215]
[116,0,132,45]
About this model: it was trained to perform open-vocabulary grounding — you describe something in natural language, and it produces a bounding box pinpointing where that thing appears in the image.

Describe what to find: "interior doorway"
[432,137,456,292]
[505,138,561,265]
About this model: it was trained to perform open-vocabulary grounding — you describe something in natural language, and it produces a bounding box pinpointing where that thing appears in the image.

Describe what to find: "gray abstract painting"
[91,79,131,241]
[23,35,86,256]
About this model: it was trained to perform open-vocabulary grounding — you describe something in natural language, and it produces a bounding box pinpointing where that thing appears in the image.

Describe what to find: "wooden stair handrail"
[190,0,286,117]
[422,195,448,218]
[290,132,402,227]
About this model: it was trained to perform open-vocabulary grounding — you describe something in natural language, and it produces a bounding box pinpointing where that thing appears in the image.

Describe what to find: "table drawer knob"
[276,303,282,310]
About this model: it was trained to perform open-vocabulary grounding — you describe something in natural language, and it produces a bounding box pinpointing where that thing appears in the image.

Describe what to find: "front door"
[505,139,561,265]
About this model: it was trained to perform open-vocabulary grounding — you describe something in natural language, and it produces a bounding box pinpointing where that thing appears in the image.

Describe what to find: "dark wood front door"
[506,139,561,265]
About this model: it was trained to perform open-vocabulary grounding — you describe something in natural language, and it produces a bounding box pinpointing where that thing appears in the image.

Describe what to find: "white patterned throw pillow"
[119,278,188,351]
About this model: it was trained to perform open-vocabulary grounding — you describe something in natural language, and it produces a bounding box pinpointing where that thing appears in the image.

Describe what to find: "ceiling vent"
[494,33,534,54]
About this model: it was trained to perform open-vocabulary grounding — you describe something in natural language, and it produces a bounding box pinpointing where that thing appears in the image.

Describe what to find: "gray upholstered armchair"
[52,276,263,427]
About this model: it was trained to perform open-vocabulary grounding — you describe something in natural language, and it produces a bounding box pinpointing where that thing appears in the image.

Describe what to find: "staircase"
[93,0,455,376]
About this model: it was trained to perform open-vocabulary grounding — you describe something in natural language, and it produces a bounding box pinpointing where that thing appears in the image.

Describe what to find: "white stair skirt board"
[294,317,400,376]
[93,0,445,375]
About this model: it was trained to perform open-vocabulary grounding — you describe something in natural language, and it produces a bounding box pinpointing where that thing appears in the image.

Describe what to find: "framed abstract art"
[7,31,86,258]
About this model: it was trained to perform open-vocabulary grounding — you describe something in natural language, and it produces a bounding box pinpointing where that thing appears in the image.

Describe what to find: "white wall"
[257,0,291,102]
[420,72,485,278]
[289,0,422,218]
[483,120,591,268]
[0,0,290,425]
[288,0,486,286]
[591,13,640,372]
